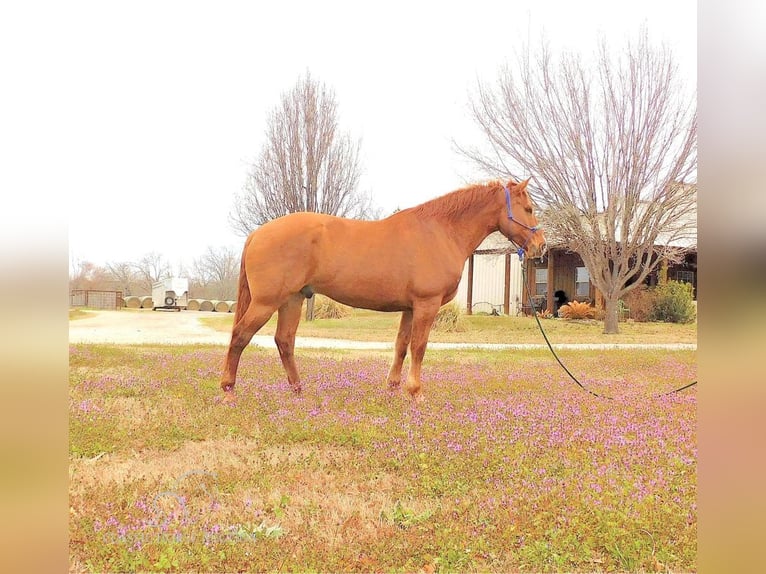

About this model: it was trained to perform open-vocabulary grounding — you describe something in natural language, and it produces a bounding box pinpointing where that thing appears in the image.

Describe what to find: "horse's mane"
[410,180,504,220]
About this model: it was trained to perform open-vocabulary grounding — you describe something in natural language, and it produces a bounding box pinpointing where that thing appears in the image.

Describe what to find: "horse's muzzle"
[526,238,547,260]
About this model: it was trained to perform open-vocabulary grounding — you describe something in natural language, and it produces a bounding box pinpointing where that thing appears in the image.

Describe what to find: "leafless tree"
[105,261,139,296]
[230,72,379,319]
[69,258,109,292]
[458,28,696,333]
[69,256,93,291]
[230,71,378,235]
[191,246,239,300]
[133,252,172,294]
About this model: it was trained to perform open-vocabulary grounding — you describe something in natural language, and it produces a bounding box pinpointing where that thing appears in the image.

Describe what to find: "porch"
[522,248,697,315]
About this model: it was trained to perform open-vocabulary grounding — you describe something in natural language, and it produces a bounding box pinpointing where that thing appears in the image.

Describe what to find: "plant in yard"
[309,295,352,319]
[433,301,464,331]
[558,300,596,320]
[650,280,696,323]
[622,285,659,322]
[537,309,555,319]
[380,500,434,529]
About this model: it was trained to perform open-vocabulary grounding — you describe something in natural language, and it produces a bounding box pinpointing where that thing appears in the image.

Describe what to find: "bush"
[537,309,555,319]
[558,300,596,320]
[433,301,464,332]
[621,285,659,322]
[310,295,352,319]
[650,280,696,323]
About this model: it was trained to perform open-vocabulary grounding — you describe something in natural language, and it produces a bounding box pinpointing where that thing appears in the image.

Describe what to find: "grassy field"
[69,343,696,572]
[69,308,94,321]
[199,308,697,345]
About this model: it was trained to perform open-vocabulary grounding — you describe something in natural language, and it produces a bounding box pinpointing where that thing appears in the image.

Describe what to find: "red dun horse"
[221,179,546,402]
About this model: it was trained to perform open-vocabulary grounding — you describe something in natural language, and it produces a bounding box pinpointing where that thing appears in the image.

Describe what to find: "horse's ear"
[517,178,530,191]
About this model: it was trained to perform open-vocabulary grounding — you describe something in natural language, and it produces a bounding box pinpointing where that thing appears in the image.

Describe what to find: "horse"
[220,178,546,402]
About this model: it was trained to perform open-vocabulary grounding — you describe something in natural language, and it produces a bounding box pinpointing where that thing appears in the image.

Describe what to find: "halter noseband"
[504,185,540,261]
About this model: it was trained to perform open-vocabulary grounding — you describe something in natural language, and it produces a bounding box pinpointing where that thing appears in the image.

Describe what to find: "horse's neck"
[441,200,499,260]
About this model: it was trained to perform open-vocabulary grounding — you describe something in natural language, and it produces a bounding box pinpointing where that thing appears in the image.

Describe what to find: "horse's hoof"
[405,386,423,403]
[222,391,237,406]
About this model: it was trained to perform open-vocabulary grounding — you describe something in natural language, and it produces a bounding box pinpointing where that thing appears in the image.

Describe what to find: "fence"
[70,290,123,310]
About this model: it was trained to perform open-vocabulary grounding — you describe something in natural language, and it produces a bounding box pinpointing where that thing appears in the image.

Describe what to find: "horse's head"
[497,179,547,259]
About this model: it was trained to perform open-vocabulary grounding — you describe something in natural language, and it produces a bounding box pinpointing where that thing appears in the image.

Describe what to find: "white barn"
[455,232,526,315]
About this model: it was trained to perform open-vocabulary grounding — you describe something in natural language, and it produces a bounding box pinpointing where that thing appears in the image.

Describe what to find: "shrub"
[433,301,464,331]
[311,295,352,319]
[650,280,696,323]
[558,300,596,320]
[622,285,659,322]
[537,309,555,319]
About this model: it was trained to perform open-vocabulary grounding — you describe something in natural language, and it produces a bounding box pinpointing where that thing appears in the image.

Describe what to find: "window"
[575,266,590,298]
[674,270,695,284]
[535,268,547,295]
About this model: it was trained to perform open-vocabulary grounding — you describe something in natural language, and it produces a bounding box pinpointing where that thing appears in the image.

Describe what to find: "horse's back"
[241,211,374,282]
[241,210,463,310]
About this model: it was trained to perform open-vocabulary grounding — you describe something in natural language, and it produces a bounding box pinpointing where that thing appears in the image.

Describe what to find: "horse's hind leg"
[386,309,413,390]
[221,302,275,396]
[275,293,304,394]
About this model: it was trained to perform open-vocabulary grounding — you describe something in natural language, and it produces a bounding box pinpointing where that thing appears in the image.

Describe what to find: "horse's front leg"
[405,298,441,401]
[386,309,413,390]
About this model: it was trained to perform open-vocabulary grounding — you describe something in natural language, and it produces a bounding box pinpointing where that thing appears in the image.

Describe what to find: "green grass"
[69,344,696,572]
[69,309,96,320]
[198,308,697,345]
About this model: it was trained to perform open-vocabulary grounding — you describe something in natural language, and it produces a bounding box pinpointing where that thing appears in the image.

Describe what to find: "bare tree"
[133,252,172,294]
[69,256,94,291]
[69,258,110,292]
[458,28,696,333]
[231,71,379,319]
[230,71,378,235]
[191,246,239,300]
[105,261,139,296]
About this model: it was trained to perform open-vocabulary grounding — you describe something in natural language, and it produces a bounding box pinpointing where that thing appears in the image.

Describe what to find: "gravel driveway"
[69,309,233,345]
[68,309,391,349]
[69,309,696,350]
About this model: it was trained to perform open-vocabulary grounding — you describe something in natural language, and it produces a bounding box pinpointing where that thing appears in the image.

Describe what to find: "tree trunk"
[305,296,315,321]
[603,295,620,334]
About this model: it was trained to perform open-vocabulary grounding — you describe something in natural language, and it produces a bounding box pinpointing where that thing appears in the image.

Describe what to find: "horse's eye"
[525,207,533,214]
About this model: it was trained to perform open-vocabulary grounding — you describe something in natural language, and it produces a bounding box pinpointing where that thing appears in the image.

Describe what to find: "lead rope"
[518,260,697,400]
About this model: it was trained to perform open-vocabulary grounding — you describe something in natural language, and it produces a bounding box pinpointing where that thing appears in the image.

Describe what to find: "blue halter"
[504,185,539,262]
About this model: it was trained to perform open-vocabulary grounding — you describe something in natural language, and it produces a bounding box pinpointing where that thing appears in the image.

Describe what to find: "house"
[524,184,697,313]
[524,246,697,315]
[457,184,697,315]
[455,232,526,315]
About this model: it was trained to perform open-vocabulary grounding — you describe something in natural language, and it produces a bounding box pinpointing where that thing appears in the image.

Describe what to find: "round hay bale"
[186,299,201,311]
[140,296,154,309]
[124,296,142,309]
[214,300,230,313]
[199,299,215,312]
[226,300,236,313]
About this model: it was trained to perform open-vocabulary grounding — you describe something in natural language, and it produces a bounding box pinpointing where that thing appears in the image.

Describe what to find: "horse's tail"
[232,237,251,325]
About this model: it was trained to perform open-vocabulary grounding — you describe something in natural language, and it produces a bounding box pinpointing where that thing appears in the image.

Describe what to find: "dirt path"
[69,309,696,350]
[69,310,234,345]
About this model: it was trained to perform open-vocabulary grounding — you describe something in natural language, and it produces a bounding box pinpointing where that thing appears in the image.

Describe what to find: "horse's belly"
[316,285,409,312]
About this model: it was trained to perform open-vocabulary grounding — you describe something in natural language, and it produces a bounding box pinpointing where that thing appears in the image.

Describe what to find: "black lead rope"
[519,262,697,400]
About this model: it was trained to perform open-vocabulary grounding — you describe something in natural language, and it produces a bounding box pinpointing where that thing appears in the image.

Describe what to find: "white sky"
[1,1,696,272]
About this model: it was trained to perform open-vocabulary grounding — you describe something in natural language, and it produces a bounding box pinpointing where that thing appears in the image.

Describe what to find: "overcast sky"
[3,1,697,271]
